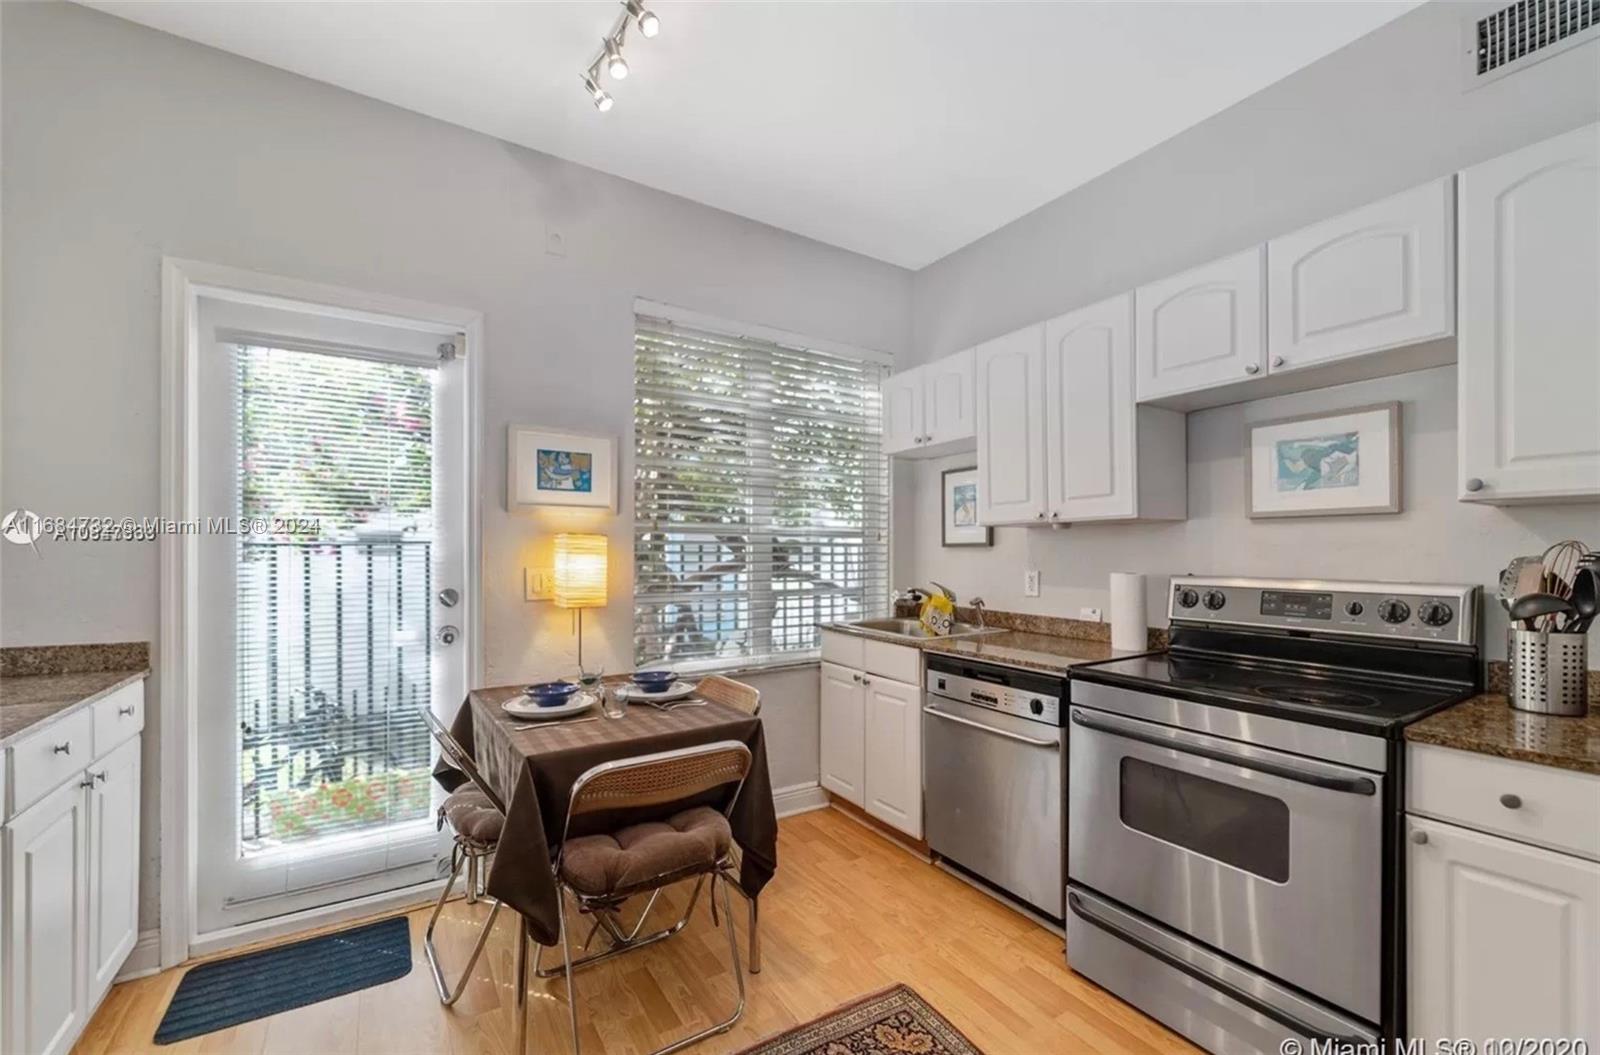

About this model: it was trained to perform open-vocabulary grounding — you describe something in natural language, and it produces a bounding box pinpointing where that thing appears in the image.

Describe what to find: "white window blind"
[233,344,436,855]
[633,315,890,669]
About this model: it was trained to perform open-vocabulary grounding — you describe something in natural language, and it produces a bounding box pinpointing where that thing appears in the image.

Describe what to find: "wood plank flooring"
[75,807,1200,1054]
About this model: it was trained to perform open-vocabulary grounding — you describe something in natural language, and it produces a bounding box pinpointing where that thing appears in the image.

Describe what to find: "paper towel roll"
[1110,572,1147,652]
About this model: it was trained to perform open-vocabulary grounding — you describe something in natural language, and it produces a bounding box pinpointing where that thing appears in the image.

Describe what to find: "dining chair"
[542,740,753,1055]
[686,675,764,974]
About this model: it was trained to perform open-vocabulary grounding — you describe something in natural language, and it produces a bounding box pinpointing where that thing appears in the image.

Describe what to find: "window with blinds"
[233,344,436,856]
[634,316,890,669]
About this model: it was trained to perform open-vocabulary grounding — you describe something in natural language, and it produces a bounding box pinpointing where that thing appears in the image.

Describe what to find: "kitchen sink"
[841,617,1000,640]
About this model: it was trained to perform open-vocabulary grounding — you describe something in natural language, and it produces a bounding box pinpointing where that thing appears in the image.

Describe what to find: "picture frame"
[941,466,992,546]
[508,426,617,511]
[1246,402,1401,519]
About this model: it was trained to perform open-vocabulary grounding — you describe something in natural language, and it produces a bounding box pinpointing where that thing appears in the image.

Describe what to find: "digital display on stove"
[1260,590,1333,620]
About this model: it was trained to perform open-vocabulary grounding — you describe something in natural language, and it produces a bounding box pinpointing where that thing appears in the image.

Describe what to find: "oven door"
[1068,705,1384,1024]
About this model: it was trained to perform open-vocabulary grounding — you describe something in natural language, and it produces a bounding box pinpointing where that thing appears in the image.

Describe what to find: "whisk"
[1538,539,1590,629]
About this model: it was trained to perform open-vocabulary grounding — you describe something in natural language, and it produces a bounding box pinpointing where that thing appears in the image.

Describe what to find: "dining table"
[431,679,779,948]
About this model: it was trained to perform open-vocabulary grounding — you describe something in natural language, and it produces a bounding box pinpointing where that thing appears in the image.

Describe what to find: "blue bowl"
[630,670,678,691]
[525,681,579,707]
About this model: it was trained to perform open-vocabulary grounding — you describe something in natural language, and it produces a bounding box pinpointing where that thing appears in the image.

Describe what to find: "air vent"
[1464,0,1598,86]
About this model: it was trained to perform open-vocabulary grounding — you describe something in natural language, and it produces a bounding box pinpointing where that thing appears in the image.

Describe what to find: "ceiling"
[83,1,1422,269]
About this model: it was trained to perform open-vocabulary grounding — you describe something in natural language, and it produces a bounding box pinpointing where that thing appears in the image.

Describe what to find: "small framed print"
[941,467,992,547]
[1247,402,1401,519]
[508,426,617,511]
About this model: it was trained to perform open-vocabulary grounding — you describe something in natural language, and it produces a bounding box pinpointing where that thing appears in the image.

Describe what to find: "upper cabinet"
[1136,247,1266,403]
[881,349,975,457]
[975,325,1048,524]
[1458,123,1600,504]
[1267,177,1455,372]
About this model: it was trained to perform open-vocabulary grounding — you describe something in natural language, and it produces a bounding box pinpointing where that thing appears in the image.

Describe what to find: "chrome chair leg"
[423,848,503,1005]
[514,916,530,1055]
[535,876,705,978]
[649,875,747,1055]
[557,884,582,1055]
[465,853,479,904]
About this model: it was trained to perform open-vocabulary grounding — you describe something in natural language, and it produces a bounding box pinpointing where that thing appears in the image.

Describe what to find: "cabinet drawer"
[92,682,145,754]
[820,629,864,670]
[1409,743,1600,860]
[7,708,95,819]
[861,639,920,684]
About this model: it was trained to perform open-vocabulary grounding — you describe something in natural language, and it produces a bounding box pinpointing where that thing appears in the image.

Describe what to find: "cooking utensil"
[1568,565,1598,634]
[1508,593,1578,631]
[1498,555,1543,611]
[1541,539,1589,601]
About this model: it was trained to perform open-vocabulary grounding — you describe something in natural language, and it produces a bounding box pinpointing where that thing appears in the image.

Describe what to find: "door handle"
[1069,708,1376,795]
[924,706,1058,748]
[436,625,459,646]
[437,587,460,608]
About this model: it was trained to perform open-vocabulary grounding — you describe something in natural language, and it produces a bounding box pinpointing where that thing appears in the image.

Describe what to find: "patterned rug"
[738,984,985,1055]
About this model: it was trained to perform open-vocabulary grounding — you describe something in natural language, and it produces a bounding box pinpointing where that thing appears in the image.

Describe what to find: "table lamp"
[552,532,607,669]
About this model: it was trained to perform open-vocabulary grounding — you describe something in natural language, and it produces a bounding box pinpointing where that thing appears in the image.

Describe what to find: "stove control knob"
[1378,599,1411,624]
[1201,590,1226,611]
[1029,698,1044,716]
[1418,601,1454,627]
[1175,588,1200,609]
[1344,600,1365,617]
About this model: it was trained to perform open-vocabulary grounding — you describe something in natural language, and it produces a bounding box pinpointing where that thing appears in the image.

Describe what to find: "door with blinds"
[192,294,468,935]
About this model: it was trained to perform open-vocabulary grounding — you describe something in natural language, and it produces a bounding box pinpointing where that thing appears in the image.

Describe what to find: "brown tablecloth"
[432,683,778,946]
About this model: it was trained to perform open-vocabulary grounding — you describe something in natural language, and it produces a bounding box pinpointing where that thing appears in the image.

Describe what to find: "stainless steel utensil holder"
[1508,629,1589,716]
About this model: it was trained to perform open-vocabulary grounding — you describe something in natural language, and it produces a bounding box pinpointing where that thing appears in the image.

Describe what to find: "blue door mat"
[154,916,413,1044]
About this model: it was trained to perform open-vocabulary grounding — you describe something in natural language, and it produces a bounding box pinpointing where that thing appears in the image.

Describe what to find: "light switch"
[524,567,552,601]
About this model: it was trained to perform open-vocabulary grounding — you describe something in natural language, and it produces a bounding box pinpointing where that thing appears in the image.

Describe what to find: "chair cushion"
[439,788,504,844]
[560,806,732,897]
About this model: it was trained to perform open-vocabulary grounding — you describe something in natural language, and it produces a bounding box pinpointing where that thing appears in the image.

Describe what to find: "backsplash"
[892,601,1168,651]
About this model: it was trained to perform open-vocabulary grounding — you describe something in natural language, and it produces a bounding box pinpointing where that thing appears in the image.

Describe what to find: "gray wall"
[1,2,909,928]
[896,3,1600,664]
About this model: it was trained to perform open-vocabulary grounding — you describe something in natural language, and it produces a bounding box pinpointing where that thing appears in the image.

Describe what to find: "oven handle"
[1069,709,1376,796]
[1066,892,1369,1046]
[924,706,1059,748]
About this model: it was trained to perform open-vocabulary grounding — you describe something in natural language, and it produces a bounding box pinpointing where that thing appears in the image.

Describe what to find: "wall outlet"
[1024,569,1041,598]
[1080,607,1102,622]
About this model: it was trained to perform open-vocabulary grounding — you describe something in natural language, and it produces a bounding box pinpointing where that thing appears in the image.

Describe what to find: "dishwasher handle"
[924,705,1059,748]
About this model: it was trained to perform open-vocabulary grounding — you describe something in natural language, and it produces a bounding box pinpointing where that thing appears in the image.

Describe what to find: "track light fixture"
[577,1,662,112]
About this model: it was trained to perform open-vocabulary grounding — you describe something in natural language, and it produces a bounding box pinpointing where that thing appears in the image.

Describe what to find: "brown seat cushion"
[559,806,732,898]
[439,788,504,844]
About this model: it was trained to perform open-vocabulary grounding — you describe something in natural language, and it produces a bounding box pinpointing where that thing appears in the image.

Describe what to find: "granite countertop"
[0,643,151,746]
[1405,693,1600,776]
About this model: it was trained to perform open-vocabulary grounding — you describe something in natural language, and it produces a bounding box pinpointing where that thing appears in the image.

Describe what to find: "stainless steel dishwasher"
[922,653,1066,921]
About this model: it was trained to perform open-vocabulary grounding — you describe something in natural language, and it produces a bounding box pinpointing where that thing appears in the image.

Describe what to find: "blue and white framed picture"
[508,427,617,511]
[941,466,992,546]
[1247,402,1400,519]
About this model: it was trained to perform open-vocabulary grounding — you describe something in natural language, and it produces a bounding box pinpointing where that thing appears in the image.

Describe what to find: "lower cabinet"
[819,661,866,806]
[88,737,143,1004]
[818,639,923,840]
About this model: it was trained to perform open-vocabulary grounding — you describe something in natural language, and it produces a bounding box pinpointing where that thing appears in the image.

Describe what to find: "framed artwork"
[941,466,992,546]
[508,426,617,511]
[1246,402,1401,518]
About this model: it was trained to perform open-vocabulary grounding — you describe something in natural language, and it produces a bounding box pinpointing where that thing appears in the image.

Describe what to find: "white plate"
[618,680,697,703]
[503,692,597,720]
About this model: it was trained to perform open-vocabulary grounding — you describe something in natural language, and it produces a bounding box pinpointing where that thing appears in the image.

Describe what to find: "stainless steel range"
[1066,576,1481,1055]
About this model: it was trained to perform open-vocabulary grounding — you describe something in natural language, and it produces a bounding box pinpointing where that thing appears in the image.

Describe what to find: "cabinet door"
[862,676,922,839]
[4,778,88,1055]
[818,662,865,807]
[923,349,976,445]
[1135,247,1266,401]
[88,737,141,1003]
[1459,123,1600,503]
[881,366,925,455]
[1045,293,1136,522]
[1409,816,1600,1043]
[1268,177,1453,371]
[975,325,1047,525]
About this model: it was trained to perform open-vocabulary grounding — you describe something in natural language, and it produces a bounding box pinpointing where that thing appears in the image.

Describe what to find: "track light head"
[603,37,629,80]
[582,73,613,112]
[624,0,660,38]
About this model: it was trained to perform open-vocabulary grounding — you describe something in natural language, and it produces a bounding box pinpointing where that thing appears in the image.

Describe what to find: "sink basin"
[842,617,999,640]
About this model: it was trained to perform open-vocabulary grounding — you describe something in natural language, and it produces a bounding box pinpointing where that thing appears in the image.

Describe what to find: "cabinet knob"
[1271,356,1285,368]
[1050,511,1059,519]
[118,705,136,717]
[94,771,108,784]
[1465,478,1485,493]
[1499,793,1522,810]
[1035,511,1045,520]
[53,742,71,755]
[851,672,862,683]
[861,677,872,686]
[1410,830,1429,845]
[1243,363,1260,375]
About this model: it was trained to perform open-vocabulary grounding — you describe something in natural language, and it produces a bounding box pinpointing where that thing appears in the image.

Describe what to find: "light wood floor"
[76,808,1200,1055]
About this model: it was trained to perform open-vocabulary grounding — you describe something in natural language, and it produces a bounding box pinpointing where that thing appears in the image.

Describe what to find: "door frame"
[159,257,483,967]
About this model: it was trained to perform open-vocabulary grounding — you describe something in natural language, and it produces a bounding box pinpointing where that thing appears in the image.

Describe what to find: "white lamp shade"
[552,533,607,608]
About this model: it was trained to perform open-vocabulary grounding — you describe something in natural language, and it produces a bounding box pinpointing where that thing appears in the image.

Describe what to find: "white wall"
[0,2,910,928]
[896,3,1600,663]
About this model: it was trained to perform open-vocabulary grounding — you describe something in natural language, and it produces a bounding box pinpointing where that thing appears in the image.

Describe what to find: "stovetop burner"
[1255,684,1382,709]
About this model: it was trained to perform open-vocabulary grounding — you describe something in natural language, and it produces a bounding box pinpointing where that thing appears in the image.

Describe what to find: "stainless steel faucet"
[969,597,987,628]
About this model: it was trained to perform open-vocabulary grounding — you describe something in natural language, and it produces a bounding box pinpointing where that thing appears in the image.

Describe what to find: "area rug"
[153,916,413,1044]
[738,984,985,1055]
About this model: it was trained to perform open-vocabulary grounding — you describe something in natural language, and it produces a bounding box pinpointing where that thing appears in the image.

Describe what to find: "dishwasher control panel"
[924,654,1064,726]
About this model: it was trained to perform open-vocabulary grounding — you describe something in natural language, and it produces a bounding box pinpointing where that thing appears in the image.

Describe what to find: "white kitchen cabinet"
[1043,294,1186,523]
[819,661,866,806]
[881,366,925,455]
[1267,177,1454,373]
[975,324,1048,524]
[87,736,141,1004]
[1458,122,1600,503]
[1135,247,1266,402]
[1408,815,1600,1043]
[4,777,89,1055]
[862,675,922,839]
[881,350,976,457]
